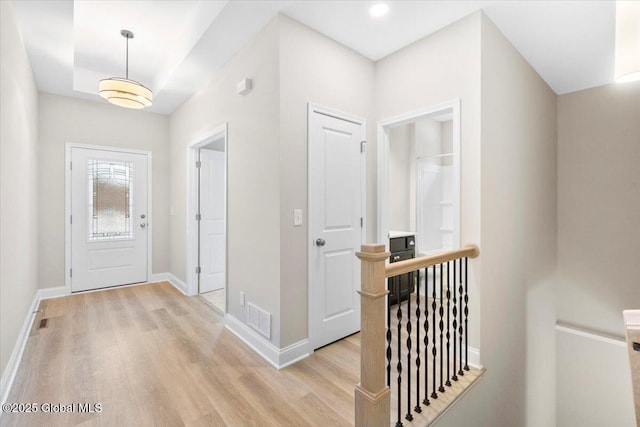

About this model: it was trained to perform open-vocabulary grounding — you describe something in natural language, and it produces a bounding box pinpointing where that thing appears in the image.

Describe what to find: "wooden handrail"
[385,244,479,278]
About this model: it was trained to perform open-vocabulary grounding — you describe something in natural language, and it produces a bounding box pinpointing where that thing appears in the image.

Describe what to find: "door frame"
[186,123,228,298]
[307,103,366,349]
[65,142,153,296]
[377,99,461,251]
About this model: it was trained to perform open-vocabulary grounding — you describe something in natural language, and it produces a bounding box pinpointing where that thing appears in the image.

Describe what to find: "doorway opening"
[187,124,227,314]
[377,100,461,298]
[377,100,461,252]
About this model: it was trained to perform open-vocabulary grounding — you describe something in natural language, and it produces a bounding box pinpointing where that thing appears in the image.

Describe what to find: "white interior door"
[309,107,365,349]
[70,147,149,292]
[199,148,226,293]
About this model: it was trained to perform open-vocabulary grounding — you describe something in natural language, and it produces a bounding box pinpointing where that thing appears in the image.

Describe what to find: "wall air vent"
[247,302,271,339]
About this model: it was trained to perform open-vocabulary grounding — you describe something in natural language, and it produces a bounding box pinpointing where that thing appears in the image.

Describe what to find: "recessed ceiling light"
[369,3,389,18]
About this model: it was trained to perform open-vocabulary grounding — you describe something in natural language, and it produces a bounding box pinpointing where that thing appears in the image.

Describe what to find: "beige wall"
[278,15,376,346]
[440,14,558,427]
[388,125,413,231]
[376,12,483,354]
[169,17,282,343]
[169,14,376,348]
[0,1,39,378]
[556,82,640,426]
[37,93,170,287]
[557,82,640,337]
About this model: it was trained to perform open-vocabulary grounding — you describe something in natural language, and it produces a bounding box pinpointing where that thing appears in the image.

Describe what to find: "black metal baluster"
[387,278,392,387]
[431,265,438,400]
[446,261,451,387]
[406,272,413,422]
[415,269,422,413]
[439,263,445,393]
[452,260,458,382]
[423,267,430,406]
[458,258,464,377]
[396,275,403,427]
[464,257,470,372]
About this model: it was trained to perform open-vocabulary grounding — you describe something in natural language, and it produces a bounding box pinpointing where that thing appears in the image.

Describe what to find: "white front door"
[309,106,365,349]
[199,148,226,293]
[70,147,149,292]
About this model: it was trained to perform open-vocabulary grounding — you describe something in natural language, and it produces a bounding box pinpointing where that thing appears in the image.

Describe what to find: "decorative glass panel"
[87,159,134,240]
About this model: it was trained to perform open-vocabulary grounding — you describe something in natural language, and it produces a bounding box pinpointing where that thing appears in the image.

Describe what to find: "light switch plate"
[293,209,303,226]
[239,291,245,307]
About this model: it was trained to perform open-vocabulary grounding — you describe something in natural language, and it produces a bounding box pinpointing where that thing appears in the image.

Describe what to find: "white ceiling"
[11,0,617,115]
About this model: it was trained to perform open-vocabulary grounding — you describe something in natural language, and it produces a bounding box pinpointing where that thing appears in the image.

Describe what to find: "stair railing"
[355,243,479,427]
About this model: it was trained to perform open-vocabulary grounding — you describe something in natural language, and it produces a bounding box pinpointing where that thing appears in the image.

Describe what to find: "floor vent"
[38,318,49,329]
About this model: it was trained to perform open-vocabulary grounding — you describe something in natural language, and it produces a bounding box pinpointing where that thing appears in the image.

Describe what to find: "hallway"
[2,282,356,426]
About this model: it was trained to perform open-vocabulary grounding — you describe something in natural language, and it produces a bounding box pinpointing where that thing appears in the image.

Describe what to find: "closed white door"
[70,147,149,292]
[199,148,226,293]
[309,107,365,349]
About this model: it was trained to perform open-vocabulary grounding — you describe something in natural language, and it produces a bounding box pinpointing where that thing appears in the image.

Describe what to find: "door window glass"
[87,159,134,240]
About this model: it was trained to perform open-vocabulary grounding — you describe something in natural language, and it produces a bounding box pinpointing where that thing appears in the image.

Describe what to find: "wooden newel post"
[355,244,391,427]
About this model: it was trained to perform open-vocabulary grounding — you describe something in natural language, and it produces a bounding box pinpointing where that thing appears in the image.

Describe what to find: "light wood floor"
[1,281,482,427]
[200,289,225,314]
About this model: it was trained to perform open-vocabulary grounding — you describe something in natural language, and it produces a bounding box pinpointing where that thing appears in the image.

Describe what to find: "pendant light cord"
[125,36,129,79]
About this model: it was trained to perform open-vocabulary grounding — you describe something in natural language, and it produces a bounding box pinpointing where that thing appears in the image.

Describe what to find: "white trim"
[186,124,228,298]
[464,345,482,369]
[0,292,39,407]
[556,323,626,348]
[0,285,68,408]
[278,340,314,369]
[377,99,461,250]
[0,276,189,407]
[149,272,170,283]
[308,103,366,126]
[149,272,187,295]
[65,142,153,295]
[37,286,66,300]
[168,273,188,295]
[307,103,367,350]
[225,314,311,369]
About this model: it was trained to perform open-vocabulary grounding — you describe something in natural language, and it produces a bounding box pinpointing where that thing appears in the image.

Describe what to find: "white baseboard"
[1,290,39,407]
[465,345,481,369]
[149,272,169,283]
[225,313,311,369]
[167,273,188,295]
[0,274,190,409]
[1,286,67,407]
[278,339,313,368]
[37,286,66,300]
[149,272,187,295]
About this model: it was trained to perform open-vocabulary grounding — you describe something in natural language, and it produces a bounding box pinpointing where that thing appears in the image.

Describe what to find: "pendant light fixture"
[615,1,640,83]
[99,30,153,109]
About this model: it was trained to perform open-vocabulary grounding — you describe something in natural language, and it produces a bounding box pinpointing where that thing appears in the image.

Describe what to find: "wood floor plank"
[3,282,482,427]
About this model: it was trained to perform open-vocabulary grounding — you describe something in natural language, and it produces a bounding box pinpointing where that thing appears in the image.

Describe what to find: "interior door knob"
[315,238,326,247]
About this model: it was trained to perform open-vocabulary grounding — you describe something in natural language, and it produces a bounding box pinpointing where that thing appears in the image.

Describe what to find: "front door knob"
[315,238,326,247]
